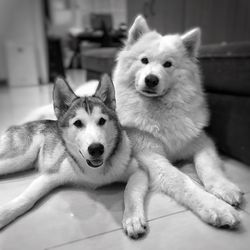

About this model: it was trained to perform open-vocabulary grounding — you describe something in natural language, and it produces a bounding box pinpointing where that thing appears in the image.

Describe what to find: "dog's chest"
[119,102,205,157]
[74,150,131,189]
[77,161,128,189]
[147,110,197,153]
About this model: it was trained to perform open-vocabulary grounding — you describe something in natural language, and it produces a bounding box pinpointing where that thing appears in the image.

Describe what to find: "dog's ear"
[95,74,116,110]
[127,15,150,46]
[53,77,77,118]
[181,28,201,58]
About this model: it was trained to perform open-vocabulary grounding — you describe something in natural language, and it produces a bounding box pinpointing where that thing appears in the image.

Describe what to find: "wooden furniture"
[81,48,118,80]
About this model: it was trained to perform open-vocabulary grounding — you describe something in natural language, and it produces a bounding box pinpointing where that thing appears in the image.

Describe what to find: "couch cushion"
[200,42,250,95]
[207,93,250,165]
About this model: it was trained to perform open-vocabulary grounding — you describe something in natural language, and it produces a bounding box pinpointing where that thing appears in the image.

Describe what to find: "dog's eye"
[98,118,106,126]
[163,61,172,68]
[73,120,84,128]
[141,57,149,64]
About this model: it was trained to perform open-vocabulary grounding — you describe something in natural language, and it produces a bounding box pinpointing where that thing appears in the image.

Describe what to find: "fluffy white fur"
[113,15,243,228]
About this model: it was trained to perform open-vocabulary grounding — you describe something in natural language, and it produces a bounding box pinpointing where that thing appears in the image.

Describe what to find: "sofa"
[81,42,250,165]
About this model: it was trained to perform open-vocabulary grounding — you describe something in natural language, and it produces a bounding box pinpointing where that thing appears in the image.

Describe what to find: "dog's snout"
[88,143,104,157]
[145,74,159,88]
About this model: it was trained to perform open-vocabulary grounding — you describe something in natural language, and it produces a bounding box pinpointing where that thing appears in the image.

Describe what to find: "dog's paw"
[205,179,243,207]
[198,198,241,228]
[122,214,147,239]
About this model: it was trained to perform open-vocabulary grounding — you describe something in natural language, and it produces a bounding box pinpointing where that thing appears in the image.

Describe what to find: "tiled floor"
[0,82,250,250]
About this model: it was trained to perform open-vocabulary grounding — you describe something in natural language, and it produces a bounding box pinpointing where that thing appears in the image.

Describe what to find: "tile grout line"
[44,227,123,250]
[46,189,250,250]
[45,209,188,250]
[45,190,250,249]
[147,209,187,223]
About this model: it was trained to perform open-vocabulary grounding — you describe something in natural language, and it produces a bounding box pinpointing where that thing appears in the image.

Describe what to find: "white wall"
[0,0,48,84]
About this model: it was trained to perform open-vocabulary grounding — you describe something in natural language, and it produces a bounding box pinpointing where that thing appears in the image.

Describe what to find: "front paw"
[122,213,147,239]
[205,179,243,207]
[198,198,241,228]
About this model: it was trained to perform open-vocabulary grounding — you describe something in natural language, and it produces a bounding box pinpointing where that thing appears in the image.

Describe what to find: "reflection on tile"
[0,179,185,250]
[146,192,186,220]
[0,185,122,250]
[50,210,250,250]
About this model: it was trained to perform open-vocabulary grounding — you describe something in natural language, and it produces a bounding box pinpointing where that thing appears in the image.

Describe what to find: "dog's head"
[53,74,121,169]
[117,15,201,98]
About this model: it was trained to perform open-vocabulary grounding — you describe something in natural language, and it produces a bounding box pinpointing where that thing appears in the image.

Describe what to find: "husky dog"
[113,16,243,228]
[0,75,148,238]
[23,16,244,228]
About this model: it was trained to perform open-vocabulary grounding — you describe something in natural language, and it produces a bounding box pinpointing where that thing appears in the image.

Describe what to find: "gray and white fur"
[0,75,148,238]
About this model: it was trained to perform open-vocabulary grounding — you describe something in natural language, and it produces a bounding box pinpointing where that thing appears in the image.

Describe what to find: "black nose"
[145,74,159,88]
[88,143,104,157]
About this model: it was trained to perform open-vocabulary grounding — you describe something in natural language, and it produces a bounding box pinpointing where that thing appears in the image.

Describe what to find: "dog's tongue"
[86,159,103,168]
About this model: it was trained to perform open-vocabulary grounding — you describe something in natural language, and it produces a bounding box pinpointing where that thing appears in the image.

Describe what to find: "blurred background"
[0,0,250,163]
[0,0,249,87]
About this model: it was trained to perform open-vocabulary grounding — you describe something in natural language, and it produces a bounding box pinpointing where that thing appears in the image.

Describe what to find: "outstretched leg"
[137,151,240,228]
[0,173,62,229]
[123,160,148,239]
[193,133,243,206]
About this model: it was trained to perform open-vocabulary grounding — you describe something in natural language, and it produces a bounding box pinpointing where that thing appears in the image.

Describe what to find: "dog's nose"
[145,74,159,88]
[88,143,104,157]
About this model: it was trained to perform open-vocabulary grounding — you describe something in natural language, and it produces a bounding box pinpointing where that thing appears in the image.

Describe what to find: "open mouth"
[79,150,103,168]
[141,88,170,97]
[141,89,158,96]
[143,89,156,94]
[86,159,103,168]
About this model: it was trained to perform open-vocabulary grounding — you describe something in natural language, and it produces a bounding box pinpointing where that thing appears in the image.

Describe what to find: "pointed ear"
[127,15,150,46]
[94,74,116,110]
[53,77,77,118]
[181,28,201,58]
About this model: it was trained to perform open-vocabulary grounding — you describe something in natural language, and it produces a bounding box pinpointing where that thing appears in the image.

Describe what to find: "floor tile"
[0,178,185,250]
[49,209,250,250]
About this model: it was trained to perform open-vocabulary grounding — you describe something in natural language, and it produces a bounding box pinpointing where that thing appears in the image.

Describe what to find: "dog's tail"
[21,104,56,124]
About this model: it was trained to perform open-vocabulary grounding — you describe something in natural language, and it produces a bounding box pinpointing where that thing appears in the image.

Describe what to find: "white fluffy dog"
[113,15,243,228]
